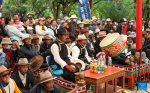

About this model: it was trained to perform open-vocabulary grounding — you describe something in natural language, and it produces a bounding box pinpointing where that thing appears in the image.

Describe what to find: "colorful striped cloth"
[112,63,150,78]
[54,78,86,93]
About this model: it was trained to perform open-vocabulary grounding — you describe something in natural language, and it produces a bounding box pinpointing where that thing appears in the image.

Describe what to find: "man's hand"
[90,48,95,53]
[85,63,89,67]
[4,62,7,65]
[125,59,130,64]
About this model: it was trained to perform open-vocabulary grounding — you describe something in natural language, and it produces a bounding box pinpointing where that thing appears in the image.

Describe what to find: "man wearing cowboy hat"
[11,58,37,93]
[101,19,106,28]
[71,34,92,64]
[104,18,115,33]
[117,19,125,34]
[69,14,78,41]
[29,70,60,93]
[0,65,21,93]
[49,28,76,82]
[94,31,107,56]
[32,34,40,55]
[40,35,52,53]
[127,35,135,51]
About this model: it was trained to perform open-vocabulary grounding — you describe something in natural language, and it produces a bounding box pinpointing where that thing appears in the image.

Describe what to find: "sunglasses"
[2,72,10,77]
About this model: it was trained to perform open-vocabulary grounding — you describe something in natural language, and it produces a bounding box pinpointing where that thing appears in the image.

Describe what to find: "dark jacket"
[104,24,115,34]
[18,44,36,62]
[112,53,128,65]
[127,24,133,32]
[11,49,19,62]
[143,39,150,51]
[28,83,60,93]
[69,22,78,41]
[40,42,51,53]
[40,42,52,63]
[94,38,102,56]
[117,24,124,34]
[3,49,14,67]
[11,69,37,93]
[0,23,5,37]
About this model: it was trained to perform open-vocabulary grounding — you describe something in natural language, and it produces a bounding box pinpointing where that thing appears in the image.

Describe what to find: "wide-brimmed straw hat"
[106,18,112,22]
[29,55,44,72]
[20,34,33,42]
[77,34,87,41]
[39,70,56,84]
[127,35,133,38]
[92,16,97,21]
[42,35,51,41]
[32,34,39,39]
[1,38,12,44]
[70,14,78,19]
[83,19,90,25]
[73,60,85,71]
[77,21,84,24]
[67,62,79,72]
[95,29,100,33]
[97,31,107,38]
[16,58,30,66]
[0,65,11,74]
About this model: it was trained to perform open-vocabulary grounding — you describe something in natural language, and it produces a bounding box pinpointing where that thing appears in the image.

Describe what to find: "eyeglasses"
[2,72,10,77]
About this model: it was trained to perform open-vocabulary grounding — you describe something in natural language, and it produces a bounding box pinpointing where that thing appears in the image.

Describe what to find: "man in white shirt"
[49,28,75,82]
[71,34,92,64]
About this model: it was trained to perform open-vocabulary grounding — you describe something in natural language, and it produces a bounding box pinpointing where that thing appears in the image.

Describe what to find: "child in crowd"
[1,38,15,69]
[13,18,26,34]
[0,44,10,68]
[11,42,19,63]
[27,26,34,36]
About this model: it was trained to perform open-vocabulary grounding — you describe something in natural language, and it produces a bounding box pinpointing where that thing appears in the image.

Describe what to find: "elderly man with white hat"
[0,65,21,93]
[18,34,36,62]
[69,14,78,41]
[71,34,92,65]
[104,18,115,33]
[29,70,60,93]
[11,58,37,93]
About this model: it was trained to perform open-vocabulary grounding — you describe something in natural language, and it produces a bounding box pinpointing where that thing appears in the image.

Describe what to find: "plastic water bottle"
[108,57,112,67]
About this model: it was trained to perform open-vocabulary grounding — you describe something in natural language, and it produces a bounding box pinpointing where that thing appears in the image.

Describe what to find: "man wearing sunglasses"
[11,58,37,93]
[0,65,21,93]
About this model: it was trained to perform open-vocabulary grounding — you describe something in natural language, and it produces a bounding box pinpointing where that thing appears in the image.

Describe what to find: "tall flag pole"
[136,0,142,64]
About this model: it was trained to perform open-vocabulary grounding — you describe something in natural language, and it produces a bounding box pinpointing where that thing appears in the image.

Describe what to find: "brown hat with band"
[0,65,11,74]
[29,55,44,72]
[32,34,39,39]
[39,70,56,84]
[42,35,51,41]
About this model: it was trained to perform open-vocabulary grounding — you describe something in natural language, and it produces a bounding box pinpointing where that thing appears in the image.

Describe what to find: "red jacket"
[123,25,128,35]
[3,49,15,67]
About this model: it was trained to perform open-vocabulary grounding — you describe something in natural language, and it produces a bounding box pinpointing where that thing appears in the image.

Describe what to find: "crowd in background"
[0,12,150,93]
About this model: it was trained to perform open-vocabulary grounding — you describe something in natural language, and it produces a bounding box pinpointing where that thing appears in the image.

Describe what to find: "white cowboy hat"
[95,29,100,33]
[39,70,56,84]
[73,60,85,71]
[106,18,112,22]
[20,34,33,42]
[92,16,97,21]
[27,26,34,30]
[127,35,133,38]
[77,21,84,24]
[77,34,87,41]
[123,18,127,21]
[16,58,30,66]
[1,38,12,45]
[27,12,33,15]
[70,14,78,18]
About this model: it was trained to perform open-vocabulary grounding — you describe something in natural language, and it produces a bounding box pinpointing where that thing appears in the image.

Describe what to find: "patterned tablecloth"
[112,63,150,79]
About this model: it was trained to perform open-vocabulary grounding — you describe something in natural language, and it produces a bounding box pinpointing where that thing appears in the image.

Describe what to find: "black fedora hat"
[57,28,69,35]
